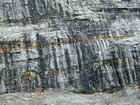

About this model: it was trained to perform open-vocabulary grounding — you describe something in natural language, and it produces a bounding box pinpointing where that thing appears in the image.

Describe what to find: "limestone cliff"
[0,0,140,93]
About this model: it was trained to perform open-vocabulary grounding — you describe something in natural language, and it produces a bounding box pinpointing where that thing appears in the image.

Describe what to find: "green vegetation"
[53,24,57,27]
[41,89,44,92]
[74,88,96,94]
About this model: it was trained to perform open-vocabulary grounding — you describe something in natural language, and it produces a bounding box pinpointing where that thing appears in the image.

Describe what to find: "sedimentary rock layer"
[0,0,140,93]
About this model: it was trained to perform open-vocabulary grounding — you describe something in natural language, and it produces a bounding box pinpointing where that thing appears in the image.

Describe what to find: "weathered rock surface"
[0,85,140,105]
[0,0,140,93]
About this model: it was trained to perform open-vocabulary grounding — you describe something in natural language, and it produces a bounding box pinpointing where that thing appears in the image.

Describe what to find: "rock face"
[0,0,140,93]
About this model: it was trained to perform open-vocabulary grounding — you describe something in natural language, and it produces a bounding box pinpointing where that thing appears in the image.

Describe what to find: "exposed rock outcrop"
[0,0,140,93]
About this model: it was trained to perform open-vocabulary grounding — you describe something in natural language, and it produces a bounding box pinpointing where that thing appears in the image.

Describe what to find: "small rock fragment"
[22,98,29,101]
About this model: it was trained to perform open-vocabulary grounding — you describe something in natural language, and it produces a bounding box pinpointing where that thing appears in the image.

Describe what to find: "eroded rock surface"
[0,85,140,105]
[0,0,140,93]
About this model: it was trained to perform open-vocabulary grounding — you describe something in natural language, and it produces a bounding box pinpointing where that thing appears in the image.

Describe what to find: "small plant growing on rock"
[74,88,96,94]
[90,88,96,94]
[41,89,44,92]
[78,89,88,94]
[53,24,57,27]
